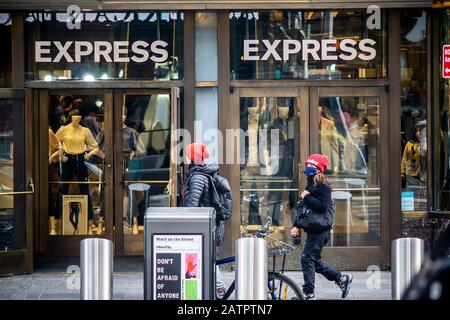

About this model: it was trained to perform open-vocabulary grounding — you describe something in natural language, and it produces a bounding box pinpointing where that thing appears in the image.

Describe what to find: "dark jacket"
[183,163,224,246]
[303,177,332,214]
[183,163,219,208]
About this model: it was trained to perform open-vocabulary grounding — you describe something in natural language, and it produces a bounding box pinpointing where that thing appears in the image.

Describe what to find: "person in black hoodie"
[291,154,352,300]
[182,143,226,299]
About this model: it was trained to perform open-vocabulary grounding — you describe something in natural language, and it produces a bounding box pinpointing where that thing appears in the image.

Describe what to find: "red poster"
[443,45,450,79]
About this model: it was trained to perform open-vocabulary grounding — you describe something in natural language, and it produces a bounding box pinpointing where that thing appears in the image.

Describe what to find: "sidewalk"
[0,258,391,300]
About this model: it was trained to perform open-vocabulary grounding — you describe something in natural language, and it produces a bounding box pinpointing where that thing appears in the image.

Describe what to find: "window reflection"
[437,10,450,212]
[318,96,380,246]
[25,12,183,81]
[400,10,427,213]
[0,100,14,250]
[230,10,386,80]
[240,97,298,243]
[119,94,171,235]
[0,13,11,87]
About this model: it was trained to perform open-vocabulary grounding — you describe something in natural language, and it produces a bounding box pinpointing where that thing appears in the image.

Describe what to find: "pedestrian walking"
[182,142,232,299]
[291,154,353,300]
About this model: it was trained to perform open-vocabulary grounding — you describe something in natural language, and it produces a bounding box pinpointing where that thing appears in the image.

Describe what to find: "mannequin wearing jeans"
[55,115,99,234]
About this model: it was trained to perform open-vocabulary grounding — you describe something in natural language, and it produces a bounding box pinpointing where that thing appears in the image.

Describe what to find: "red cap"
[305,154,329,173]
[186,143,210,164]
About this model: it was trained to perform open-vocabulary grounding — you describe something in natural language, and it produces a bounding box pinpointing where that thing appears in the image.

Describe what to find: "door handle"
[0,178,35,196]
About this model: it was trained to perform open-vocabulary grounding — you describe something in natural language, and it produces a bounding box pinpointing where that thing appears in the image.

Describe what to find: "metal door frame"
[0,88,34,275]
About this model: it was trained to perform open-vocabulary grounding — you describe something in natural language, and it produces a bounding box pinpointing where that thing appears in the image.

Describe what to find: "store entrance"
[35,87,180,257]
[231,85,389,270]
[0,89,33,276]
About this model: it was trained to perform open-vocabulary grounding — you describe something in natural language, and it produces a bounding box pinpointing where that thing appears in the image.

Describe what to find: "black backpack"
[196,172,233,221]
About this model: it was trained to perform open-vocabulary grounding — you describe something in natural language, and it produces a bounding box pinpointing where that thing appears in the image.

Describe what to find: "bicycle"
[216,217,305,300]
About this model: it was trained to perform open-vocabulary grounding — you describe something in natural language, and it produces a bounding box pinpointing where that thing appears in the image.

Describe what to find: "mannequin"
[55,115,99,235]
[48,127,61,235]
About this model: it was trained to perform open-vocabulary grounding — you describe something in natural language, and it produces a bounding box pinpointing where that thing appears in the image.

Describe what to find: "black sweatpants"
[55,154,94,220]
[301,230,341,294]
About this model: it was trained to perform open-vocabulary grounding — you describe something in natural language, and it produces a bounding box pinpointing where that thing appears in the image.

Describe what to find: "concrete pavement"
[0,257,391,300]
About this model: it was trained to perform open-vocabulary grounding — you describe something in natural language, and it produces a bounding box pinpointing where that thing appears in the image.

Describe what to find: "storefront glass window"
[240,96,298,244]
[195,13,218,82]
[400,10,427,213]
[48,94,106,236]
[436,10,450,212]
[0,13,12,87]
[25,12,183,81]
[195,12,219,163]
[230,10,387,80]
[0,99,26,251]
[195,88,219,163]
[317,96,380,246]
[119,94,172,235]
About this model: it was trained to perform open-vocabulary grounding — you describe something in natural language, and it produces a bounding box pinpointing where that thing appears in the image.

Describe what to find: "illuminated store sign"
[243,39,377,61]
[35,40,169,63]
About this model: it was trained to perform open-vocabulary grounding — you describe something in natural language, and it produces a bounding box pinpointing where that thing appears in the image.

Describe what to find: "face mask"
[304,166,318,177]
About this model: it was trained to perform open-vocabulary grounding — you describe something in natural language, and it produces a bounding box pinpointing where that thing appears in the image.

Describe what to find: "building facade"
[0,0,449,275]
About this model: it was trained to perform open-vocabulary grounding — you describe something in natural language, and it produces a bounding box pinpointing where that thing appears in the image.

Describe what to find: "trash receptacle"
[235,237,268,300]
[392,237,425,300]
[144,207,216,300]
[80,238,113,300]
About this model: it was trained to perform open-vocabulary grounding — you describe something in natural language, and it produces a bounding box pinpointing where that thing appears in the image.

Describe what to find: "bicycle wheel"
[268,272,305,300]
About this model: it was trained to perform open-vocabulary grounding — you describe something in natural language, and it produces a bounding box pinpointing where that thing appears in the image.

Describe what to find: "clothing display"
[401,140,420,178]
[48,127,59,159]
[54,117,98,221]
[97,125,146,158]
[69,202,81,233]
[55,123,98,155]
[55,154,94,220]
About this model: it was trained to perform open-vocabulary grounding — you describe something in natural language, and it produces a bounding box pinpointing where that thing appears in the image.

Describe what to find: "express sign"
[443,45,450,79]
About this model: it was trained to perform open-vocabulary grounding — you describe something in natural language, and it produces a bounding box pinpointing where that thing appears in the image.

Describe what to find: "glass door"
[114,88,180,256]
[310,86,389,268]
[0,89,34,275]
[236,87,309,263]
[38,89,114,256]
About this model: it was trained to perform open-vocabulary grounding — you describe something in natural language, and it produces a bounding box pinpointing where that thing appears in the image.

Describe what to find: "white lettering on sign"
[34,40,169,63]
[157,258,174,264]
[443,45,450,79]
[157,293,180,299]
[242,38,377,61]
[35,41,51,62]
[243,39,259,61]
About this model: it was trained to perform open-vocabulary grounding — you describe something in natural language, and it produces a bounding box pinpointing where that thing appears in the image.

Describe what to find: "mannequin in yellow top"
[54,115,99,235]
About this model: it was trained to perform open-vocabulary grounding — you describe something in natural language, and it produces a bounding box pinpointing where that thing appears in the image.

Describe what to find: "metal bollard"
[391,237,424,300]
[80,238,113,300]
[235,237,268,300]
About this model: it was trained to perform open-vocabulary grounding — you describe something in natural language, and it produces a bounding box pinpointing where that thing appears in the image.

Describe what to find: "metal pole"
[80,238,113,300]
[235,238,268,300]
[391,237,424,300]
